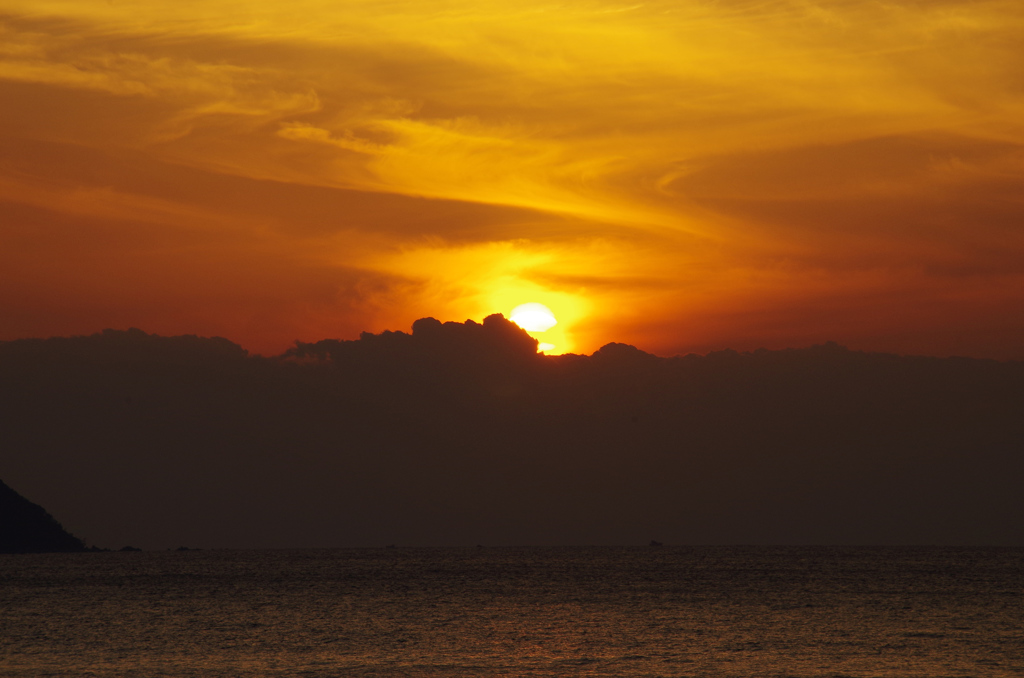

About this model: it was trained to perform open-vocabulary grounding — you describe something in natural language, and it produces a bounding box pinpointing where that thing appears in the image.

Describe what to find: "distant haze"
[2,317,1022,550]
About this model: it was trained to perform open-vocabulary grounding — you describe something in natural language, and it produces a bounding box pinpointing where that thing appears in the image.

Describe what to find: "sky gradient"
[2,0,1023,357]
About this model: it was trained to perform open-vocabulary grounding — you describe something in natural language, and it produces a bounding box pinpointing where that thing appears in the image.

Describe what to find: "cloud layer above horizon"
[2,0,1023,357]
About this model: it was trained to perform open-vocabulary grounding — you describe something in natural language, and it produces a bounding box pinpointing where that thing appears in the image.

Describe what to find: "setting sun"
[510,303,561,353]
[509,303,558,333]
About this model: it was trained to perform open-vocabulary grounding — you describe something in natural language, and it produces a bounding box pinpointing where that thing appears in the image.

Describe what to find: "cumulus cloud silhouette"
[2,318,1023,549]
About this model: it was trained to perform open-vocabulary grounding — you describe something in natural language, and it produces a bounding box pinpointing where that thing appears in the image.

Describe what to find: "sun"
[509,303,560,353]
[510,303,558,332]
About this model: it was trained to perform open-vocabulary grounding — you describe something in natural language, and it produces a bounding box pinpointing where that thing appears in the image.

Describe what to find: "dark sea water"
[1,547,1022,677]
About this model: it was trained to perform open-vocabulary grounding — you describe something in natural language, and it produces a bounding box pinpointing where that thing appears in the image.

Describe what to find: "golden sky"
[2,0,1023,357]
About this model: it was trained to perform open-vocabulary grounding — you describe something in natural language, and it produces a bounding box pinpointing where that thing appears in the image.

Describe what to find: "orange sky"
[2,0,1023,357]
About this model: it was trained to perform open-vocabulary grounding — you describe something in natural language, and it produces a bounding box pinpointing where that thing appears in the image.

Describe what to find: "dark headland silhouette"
[1,314,1023,549]
[0,479,86,553]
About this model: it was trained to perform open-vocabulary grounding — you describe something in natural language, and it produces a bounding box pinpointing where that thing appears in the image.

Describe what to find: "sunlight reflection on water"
[1,547,1022,677]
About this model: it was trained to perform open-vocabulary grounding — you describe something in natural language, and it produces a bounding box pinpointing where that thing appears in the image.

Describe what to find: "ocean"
[1,547,1021,677]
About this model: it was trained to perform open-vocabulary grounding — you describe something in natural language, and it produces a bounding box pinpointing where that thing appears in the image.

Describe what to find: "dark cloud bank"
[2,315,1023,550]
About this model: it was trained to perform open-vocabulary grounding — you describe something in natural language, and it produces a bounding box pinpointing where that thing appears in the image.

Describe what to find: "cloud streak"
[2,0,1023,356]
